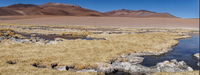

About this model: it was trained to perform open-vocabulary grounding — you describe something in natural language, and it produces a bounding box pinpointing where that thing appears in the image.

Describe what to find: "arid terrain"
[0,23,199,75]
[0,2,178,18]
[104,9,176,18]
[0,3,107,16]
[0,3,198,28]
[0,16,199,28]
[0,2,199,75]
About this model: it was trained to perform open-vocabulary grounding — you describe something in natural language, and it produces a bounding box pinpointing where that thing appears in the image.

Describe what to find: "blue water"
[142,33,199,70]
[109,33,199,75]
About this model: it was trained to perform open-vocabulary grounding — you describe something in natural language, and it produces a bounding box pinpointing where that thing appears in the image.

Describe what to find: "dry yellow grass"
[0,32,188,75]
[0,23,198,36]
[152,71,199,75]
[0,23,198,75]
[0,62,97,75]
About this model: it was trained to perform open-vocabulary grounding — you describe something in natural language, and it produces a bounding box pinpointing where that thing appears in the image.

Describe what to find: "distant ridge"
[0,3,176,18]
[104,9,176,18]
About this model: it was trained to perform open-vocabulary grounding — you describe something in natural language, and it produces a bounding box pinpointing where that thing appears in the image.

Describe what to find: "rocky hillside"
[104,9,176,18]
[0,3,176,18]
[0,2,108,16]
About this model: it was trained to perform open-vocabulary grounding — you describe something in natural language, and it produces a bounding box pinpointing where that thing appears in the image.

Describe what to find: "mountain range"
[104,9,176,18]
[0,2,176,18]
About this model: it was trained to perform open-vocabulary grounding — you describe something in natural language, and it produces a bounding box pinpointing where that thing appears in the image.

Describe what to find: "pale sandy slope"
[0,16,199,28]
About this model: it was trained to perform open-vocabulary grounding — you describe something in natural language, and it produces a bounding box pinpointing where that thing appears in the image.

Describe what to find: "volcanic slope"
[104,9,176,18]
[0,2,108,16]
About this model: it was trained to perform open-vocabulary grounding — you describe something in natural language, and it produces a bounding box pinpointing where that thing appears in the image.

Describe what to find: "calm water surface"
[142,33,199,70]
[109,33,199,75]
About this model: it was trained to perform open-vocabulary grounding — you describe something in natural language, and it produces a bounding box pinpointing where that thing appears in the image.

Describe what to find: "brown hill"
[6,3,38,8]
[0,3,176,18]
[104,9,176,18]
[0,2,108,16]
[0,8,22,16]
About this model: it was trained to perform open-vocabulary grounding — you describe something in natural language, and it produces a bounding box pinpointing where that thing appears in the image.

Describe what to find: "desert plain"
[0,15,199,28]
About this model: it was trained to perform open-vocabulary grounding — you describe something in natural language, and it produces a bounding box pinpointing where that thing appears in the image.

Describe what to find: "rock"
[55,66,67,71]
[112,62,157,75]
[6,60,17,64]
[187,67,193,71]
[55,38,65,41]
[21,39,30,43]
[156,59,193,72]
[194,53,199,59]
[129,65,157,75]
[47,41,57,45]
[51,63,58,68]
[66,63,75,68]
[96,63,117,73]
[77,69,97,72]
[37,65,46,68]
[130,57,144,64]
[112,62,132,72]
[112,59,194,75]
[32,63,46,68]
[36,41,46,45]
[39,38,45,41]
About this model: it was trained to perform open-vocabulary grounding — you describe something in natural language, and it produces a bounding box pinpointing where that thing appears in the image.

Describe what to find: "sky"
[0,0,199,18]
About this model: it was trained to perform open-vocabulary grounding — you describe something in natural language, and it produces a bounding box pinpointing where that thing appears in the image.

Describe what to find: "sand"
[0,16,199,28]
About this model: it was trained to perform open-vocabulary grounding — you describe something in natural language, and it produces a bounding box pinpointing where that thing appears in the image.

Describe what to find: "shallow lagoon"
[142,33,199,70]
[109,33,199,75]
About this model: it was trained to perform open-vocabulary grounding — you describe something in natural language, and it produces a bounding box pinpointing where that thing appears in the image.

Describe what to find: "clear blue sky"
[0,0,199,18]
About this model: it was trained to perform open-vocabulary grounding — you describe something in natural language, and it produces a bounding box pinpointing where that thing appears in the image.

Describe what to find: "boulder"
[55,66,67,71]
[194,53,199,59]
[129,65,157,75]
[96,63,117,73]
[194,53,200,67]
[112,62,132,72]
[112,59,193,75]
[112,62,157,75]
[156,59,193,72]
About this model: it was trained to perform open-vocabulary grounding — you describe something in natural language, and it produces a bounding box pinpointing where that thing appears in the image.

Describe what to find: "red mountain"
[0,2,108,16]
[0,3,176,18]
[104,9,176,18]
